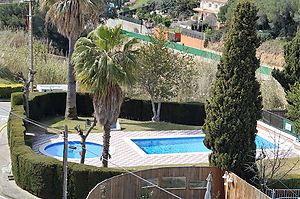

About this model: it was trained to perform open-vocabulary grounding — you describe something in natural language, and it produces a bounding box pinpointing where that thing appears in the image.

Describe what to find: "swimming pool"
[41,141,102,159]
[131,135,274,155]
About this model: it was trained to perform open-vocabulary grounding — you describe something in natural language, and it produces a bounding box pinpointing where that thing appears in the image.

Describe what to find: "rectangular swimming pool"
[131,136,274,155]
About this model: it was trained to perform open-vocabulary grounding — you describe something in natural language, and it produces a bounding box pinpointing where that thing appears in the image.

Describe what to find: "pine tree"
[272,29,300,92]
[204,1,262,182]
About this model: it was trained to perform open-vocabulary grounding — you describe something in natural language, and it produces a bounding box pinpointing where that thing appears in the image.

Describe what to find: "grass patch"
[0,77,16,84]
[32,116,201,133]
[128,0,155,9]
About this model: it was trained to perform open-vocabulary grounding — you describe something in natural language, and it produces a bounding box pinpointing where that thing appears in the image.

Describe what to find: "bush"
[257,30,273,43]
[8,93,123,198]
[269,175,300,189]
[28,92,206,125]
[0,84,22,99]
[120,98,206,125]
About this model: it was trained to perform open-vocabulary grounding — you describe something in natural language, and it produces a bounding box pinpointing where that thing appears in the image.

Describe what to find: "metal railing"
[261,110,298,140]
[266,188,300,199]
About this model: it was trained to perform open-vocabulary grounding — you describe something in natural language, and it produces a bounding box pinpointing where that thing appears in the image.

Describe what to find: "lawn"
[129,0,156,9]
[36,116,201,134]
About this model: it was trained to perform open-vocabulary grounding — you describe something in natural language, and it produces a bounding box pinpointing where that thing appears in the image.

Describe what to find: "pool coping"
[32,129,299,168]
[124,134,211,157]
[38,140,115,161]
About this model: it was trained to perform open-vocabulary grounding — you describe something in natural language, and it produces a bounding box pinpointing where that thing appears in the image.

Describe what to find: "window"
[215,4,218,9]
[189,180,207,189]
[161,177,186,189]
[141,178,158,189]
[208,3,212,7]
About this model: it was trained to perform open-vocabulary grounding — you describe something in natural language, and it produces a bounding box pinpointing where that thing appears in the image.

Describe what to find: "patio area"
[32,126,299,168]
[32,129,209,167]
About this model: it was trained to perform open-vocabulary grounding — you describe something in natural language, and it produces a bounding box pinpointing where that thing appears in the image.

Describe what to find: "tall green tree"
[72,25,138,167]
[272,29,300,92]
[204,1,262,182]
[40,0,102,119]
[286,83,300,134]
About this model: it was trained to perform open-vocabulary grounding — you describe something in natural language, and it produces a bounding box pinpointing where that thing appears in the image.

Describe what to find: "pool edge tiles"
[126,134,276,156]
[39,140,106,160]
[125,135,210,157]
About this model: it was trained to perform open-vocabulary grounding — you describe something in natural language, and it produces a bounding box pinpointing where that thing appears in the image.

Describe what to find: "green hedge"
[269,175,300,189]
[120,98,206,125]
[0,84,22,99]
[8,93,123,199]
[28,92,206,125]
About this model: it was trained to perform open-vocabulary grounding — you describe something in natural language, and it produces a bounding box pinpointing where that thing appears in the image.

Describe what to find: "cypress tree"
[272,29,300,92]
[204,0,262,182]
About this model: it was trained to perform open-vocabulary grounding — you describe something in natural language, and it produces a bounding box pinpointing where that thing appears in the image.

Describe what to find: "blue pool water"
[44,141,102,158]
[131,136,274,155]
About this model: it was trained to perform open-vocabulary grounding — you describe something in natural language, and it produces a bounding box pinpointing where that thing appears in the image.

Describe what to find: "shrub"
[269,175,300,189]
[120,98,206,125]
[0,84,22,99]
[8,93,123,198]
[257,30,273,43]
[27,92,206,125]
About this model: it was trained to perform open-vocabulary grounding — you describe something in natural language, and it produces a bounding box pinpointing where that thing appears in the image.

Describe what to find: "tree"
[203,1,262,182]
[74,117,97,164]
[0,3,27,29]
[137,37,194,122]
[272,29,300,92]
[246,133,299,190]
[286,83,300,134]
[40,0,102,119]
[72,25,138,167]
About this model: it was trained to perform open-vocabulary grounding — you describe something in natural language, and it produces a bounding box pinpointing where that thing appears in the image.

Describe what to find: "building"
[193,0,228,28]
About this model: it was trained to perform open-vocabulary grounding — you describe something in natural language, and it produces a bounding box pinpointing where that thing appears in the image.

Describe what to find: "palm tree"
[40,0,101,119]
[72,25,138,167]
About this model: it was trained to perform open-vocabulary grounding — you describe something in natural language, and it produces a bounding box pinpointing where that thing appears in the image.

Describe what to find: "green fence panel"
[262,110,299,140]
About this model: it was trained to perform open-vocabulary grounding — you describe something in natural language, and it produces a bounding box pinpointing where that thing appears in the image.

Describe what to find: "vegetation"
[272,29,300,92]
[204,1,262,182]
[8,93,123,199]
[219,0,300,38]
[40,0,102,119]
[0,84,22,99]
[41,117,200,133]
[0,30,68,84]
[137,36,195,121]
[0,3,27,29]
[286,83,300,133]
[73,25,138,167]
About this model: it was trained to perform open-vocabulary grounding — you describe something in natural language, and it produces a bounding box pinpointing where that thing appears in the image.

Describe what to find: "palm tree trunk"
[65,37,77,119]
[102,123,111,167]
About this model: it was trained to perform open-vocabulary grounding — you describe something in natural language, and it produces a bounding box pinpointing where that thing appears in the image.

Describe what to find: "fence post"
[271,189,275,199]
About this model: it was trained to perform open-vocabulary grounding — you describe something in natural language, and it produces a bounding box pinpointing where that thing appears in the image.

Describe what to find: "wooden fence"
[226,172,271,199]
[87,166,225,199]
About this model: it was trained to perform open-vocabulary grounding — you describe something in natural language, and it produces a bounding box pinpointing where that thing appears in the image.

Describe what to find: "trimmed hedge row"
[28,92,205,125]
[269,175,300,189]
[0,84,22,99]
[120,98,205,125]
[8,93,123,199]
